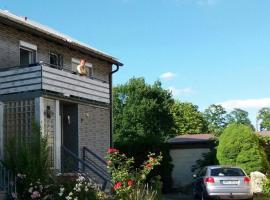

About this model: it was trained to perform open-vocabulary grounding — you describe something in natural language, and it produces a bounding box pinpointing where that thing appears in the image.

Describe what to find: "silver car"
[193,166,253,200]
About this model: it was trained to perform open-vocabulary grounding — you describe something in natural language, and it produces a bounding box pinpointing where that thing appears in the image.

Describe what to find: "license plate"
[222,180,239,185]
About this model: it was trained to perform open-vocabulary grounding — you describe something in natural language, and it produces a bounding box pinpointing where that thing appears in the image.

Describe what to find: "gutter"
[109,64,121,147]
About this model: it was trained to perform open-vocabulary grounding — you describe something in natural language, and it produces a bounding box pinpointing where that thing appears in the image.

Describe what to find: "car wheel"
[200,192,210,200]
[192,188,199,199]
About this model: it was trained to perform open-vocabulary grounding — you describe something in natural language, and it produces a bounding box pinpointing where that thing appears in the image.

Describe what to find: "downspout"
[109,64,120,147]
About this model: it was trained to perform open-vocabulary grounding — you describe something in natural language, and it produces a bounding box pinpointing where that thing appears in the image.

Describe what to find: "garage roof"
[168,134,214,144]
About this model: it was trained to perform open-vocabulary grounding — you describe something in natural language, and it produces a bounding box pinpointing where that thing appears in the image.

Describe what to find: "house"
[0,10,123,189]
[168,134,214,189]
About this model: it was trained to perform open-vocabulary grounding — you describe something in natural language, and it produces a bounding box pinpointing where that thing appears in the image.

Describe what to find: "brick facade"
[78,104,110,160]
[0,23,111,82]
[0,15,115,172]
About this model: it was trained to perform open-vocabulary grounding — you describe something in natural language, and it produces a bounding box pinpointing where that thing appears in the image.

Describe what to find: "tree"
[204,104,227,137]
[257,107,270,131]
[113,77,175,143]
[171,101,207,135]
[113,77,175,192]
[217,124,270,174]
[226,108,254,129]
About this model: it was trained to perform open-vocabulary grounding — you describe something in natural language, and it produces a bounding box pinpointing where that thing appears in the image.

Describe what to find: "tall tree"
[171,101,207,135]
[113,77,175,143]
[226,108,254,129]
[204,104,227,137]
[257,107,270,131]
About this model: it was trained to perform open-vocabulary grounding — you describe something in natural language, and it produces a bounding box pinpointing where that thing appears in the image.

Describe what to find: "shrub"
[4,123,50,183]
[106,147,162,199]
[217,124,270,174]
[263,178,270,195]
[258,135,270,163]
[114,136,173,192]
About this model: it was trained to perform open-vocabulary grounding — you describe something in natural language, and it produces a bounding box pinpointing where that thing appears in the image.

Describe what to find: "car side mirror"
[193,174,197,178]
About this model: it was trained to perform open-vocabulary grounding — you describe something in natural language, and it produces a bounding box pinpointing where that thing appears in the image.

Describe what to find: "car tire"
[200,192,210,200]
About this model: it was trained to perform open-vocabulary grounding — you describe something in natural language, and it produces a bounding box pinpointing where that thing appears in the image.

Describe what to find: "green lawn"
[255,194,270,200]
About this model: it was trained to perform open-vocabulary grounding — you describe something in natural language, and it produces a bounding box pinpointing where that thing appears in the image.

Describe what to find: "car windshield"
[210,168,245,177]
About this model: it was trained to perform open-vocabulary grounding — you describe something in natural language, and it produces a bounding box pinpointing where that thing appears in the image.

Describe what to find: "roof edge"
[0,10,123,66]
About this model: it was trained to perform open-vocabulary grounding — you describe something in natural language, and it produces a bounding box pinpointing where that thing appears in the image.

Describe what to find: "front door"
[61,102,78,172]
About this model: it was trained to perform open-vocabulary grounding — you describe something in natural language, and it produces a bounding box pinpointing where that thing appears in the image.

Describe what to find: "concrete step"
[0,191,7,200]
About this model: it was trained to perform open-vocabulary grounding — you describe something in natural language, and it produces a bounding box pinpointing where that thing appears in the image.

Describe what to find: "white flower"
[28,187,33,193]
[85,186,89,192]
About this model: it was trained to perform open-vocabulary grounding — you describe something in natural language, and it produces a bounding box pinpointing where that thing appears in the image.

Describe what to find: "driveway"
[163,193,193,200]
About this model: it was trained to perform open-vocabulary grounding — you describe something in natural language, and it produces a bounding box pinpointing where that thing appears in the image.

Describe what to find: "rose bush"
[106,147,162,199]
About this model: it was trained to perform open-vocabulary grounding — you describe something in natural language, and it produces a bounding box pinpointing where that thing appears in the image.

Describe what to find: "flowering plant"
[106,148,162,199]
[57,173,101,200]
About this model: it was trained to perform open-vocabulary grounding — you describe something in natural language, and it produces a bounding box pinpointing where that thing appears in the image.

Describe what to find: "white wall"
[170,148,210,188]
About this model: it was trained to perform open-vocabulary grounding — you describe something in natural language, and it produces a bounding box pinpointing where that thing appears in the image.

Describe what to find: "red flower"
[108,148,119,154]
[114,181,122,190]
[146,163,152,169]
[127,179,135,187]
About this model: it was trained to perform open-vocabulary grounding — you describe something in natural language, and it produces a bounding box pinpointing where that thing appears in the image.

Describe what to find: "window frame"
[49,51,63,69]
[19,40,37,66]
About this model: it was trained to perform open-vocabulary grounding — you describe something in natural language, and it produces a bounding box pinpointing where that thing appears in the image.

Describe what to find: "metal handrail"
[61,146,110,190]
[82,147,110,179]
[83,157,110,180]
[83,147,107,166]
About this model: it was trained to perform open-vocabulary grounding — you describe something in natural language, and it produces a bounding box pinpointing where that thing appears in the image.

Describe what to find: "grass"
[254,194,270,200]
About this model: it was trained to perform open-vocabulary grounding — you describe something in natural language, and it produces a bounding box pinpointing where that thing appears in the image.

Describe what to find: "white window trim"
[20,40,37,51]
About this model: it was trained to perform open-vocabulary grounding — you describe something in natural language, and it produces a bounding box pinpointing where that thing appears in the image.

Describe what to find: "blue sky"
[1,0,270,127]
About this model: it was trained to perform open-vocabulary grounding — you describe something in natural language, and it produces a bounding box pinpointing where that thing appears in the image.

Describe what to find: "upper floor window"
[71,58,93,78]
[20,41,37,66]
[49,52,63,68]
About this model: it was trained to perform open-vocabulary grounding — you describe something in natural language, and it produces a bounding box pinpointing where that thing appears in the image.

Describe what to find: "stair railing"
[61,146,110,191]
[82,147,110,180]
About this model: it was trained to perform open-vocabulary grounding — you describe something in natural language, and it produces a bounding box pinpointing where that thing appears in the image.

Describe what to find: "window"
[20,41,37,66]
[49,52,63,68]
[210,168,245,177]
[71,58,93,77]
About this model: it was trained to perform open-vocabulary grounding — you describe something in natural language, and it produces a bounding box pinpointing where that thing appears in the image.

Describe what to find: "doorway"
[61,102,78,172]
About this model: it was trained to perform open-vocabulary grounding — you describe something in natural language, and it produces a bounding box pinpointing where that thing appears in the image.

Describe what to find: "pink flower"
[31,191,40,199]
[107,160,113,166]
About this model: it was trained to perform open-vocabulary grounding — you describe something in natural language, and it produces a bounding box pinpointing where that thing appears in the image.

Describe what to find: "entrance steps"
[0,191,7,200]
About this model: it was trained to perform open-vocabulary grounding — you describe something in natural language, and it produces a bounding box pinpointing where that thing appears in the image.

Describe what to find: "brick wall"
[78,104,110,160]
[0,23,112,82]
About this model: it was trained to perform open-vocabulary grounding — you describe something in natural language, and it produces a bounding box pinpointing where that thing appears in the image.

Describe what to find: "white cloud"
[159,72,177,81]
[220,98,270,110]
[168,87,193,97]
